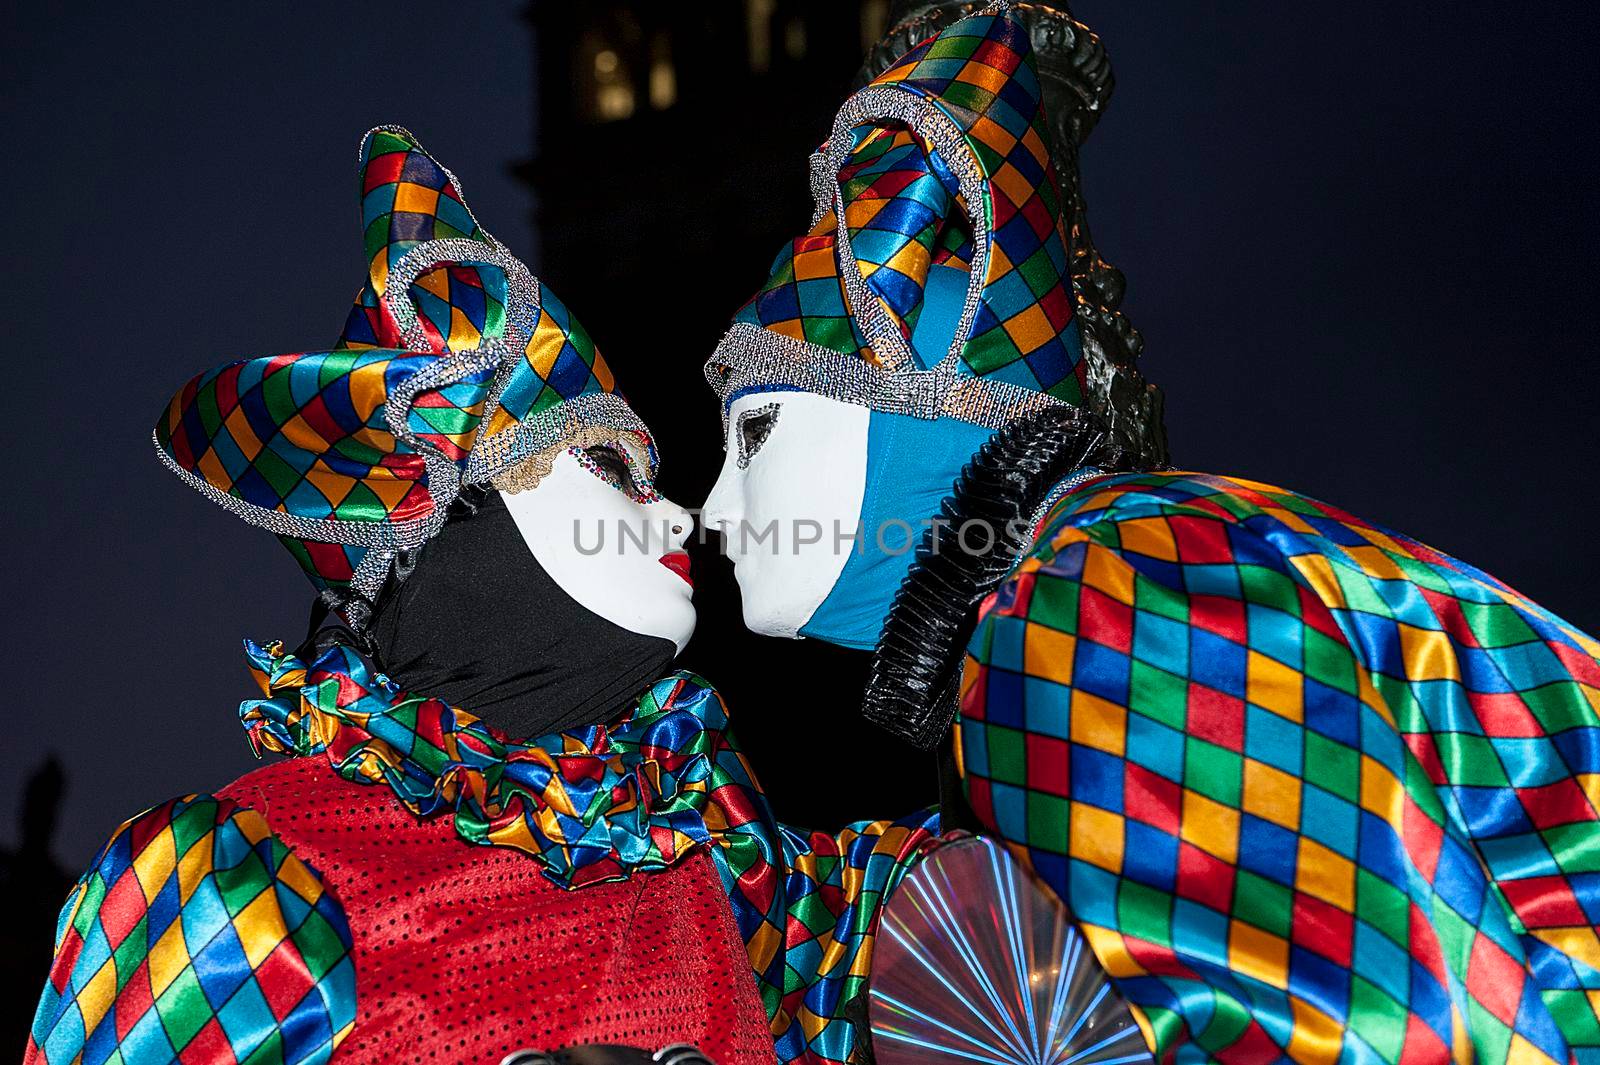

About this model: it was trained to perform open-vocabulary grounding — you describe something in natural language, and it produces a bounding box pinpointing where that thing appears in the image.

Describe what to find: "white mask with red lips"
[501,439,697,655]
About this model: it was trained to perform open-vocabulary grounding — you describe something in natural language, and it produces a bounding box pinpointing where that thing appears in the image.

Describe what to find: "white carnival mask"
[702,391,870,639]
[502,438,697,654]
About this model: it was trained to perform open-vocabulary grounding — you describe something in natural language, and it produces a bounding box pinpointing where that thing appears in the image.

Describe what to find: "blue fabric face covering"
[800,264,993,649]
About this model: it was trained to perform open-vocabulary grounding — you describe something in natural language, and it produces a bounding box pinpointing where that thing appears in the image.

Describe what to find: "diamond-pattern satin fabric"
[732,7,1083,399]
[155,127,632,591]
[959,470,1600,1062]
[336,127,618,425]
[337,126,494,353]
[241,640,938,1063]
[156,347,491,588]
[27,796,355,1065]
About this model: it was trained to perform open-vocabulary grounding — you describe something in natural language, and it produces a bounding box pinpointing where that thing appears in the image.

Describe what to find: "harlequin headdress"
[704,3,1089,432]
[156,127,652,601]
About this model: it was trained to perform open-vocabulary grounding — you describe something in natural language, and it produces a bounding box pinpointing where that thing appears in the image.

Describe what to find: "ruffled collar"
[240,638,751,888]
[861,406,1113,750]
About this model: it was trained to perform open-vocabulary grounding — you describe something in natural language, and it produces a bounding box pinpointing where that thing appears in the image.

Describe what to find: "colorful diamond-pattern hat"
[156,127,650,598]
[705,3,1085,432]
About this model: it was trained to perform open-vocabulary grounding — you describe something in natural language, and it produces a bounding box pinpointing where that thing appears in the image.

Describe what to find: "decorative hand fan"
[869,835,1151,1065]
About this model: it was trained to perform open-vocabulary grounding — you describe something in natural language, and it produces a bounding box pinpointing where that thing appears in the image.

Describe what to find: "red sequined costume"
[216,757,775,1061]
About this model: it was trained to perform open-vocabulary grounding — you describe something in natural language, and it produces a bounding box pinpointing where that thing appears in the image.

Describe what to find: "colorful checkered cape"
[155,126,649,598]
[705,5,1083,431]
[959,470,1600,1062]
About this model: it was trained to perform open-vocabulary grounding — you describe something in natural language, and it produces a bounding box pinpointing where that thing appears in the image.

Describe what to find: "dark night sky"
[3,2,1597,876]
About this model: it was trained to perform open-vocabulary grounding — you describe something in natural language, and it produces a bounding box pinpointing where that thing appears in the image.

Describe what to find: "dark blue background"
[3,1,1596,876]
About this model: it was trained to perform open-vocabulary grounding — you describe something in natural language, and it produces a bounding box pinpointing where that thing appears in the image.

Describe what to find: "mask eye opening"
[577,438,663,505]
[735,402,780,470]
[578,443,636,497]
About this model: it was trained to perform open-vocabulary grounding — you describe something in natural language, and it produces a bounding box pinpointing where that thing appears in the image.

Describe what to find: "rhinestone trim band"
[706,322,1067,438]
[823,85,990,375]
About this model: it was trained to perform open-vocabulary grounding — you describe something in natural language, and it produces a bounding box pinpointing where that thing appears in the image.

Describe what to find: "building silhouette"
[521,3,887,374]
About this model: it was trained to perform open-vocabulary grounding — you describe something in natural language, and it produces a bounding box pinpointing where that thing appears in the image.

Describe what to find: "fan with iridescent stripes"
[869,835,1152,1065]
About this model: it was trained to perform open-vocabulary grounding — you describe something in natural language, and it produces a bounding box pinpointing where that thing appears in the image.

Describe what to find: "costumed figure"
[26,128,940,1065]
[703,4,1600,1062]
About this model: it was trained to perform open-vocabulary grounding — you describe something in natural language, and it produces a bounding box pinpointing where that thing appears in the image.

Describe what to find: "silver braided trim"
[706,322,1065,436]
[378,339,504,566]
[382,238,539,353]
[158,130,643,593]
[824,84,991,374]
[378,240,549,544]
[160,237,646,574]
[155,388,648,589]
[806,151,834,230]
[350,546,395,602]
[705,79,1014,434]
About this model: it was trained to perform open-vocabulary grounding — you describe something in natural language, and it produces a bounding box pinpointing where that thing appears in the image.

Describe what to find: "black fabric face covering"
[369,488,678,742]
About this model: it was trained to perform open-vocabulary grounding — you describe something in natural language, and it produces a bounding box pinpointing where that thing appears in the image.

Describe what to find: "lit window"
[597,81,635,121]
[746,0,774,73]
[860,0,890,52]
[649,33,676,110]
[784,17,806,61]
[580,32,635,123]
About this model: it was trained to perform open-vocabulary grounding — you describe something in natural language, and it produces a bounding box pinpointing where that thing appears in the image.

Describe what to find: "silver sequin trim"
[162,236,652,594]
[823,85,990,375]
[1026,464,1106,536]
[381,238,539,355]
[734,401,781,469]
[706,322,1065,437]
[153,430,427,548]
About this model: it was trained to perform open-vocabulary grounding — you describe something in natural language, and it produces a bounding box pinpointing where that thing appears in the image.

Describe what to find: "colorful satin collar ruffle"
[240,639,744,888]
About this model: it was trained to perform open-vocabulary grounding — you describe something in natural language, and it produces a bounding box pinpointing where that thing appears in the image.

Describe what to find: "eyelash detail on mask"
[735,403,780,469]
[571,444,663,503]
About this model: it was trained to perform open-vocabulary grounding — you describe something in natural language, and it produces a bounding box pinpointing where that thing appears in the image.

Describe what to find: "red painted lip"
[659,552,692,586]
